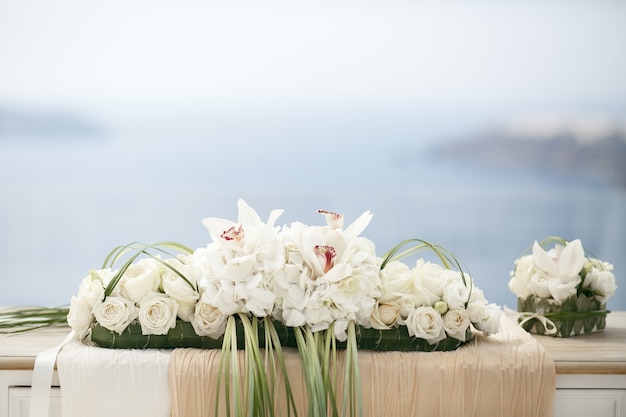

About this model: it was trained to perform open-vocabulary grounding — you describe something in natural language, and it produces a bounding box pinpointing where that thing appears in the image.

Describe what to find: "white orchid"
[275,209,382,341]
[531,239,584,302]
[196,199,285,317]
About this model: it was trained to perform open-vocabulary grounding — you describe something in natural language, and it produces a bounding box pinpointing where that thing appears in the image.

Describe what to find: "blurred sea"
[1,106,624,312]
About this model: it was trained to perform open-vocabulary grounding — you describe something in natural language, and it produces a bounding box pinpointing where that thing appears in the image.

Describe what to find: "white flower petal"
[532,241,559,276]
[266,209,285,229]
[283,309,306,327]
[559,239,585,278]
[201,217,235,241]
[322,263,353,283]
[237,198,263,227]
[343,211,373,236]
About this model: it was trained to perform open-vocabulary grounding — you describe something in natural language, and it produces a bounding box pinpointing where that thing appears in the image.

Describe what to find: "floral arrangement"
[509,236,617,337]
[67,199,500,347]
[58,199,501,417]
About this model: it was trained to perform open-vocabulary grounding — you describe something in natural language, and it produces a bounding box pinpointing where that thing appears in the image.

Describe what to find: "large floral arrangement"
[61,199,501,417]
[509,237,617,337]
[67,199,500,347]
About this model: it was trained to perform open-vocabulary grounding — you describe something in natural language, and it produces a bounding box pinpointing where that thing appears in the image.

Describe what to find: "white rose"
[76,270,107,309]
[370,303,400,329]
[405,306,446,344]
[380,261,413,294]
[119,258,163,304]
[526,272,552,299]
[468,302,501,336]
[162,258,199,322]
[413,260,447,306]
[379,261,419,317]
[67,296,94,340]
[442,273,471,310]
[138,292,179,335]
[585,258,613,272]
[583,267,617,303]
[192,300,228,339]
[548,275,581,303]
[466,300,487,323]
[443,309,471,342]
[92,296,139,335]
[469,286,487,303]
[508,255,535,299]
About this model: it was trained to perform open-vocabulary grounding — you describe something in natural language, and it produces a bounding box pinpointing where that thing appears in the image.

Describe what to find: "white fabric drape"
[55,315,555,417]
[56,341,171,417]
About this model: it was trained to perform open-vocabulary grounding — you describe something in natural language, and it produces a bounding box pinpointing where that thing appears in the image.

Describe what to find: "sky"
[1,0,626,120]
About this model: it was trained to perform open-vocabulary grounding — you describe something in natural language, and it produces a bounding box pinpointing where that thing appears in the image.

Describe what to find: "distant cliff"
[0,106,103,140]
[431,117,626,189]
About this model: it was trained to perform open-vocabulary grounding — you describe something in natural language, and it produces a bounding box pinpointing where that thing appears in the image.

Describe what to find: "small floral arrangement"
[509,237,617,337]
[62,199,501,417]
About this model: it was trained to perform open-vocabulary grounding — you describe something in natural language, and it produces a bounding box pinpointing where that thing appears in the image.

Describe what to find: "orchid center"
[314,245,336,273]
[221,225,244,242]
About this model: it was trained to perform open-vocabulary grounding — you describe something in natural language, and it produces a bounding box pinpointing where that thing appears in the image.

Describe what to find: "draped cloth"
[56,341,171,417]
[169,315,556,417]
[54,315,555,417]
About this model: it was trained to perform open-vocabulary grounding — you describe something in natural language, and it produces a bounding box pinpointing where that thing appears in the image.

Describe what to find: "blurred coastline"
[1,103,624,311]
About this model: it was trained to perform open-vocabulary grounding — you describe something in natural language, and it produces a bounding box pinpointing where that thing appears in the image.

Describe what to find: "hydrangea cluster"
[68,199,501,344]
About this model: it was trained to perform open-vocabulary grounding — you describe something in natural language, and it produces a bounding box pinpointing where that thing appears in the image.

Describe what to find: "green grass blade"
[102,241,196,299]
[266,319,298,417]
[0,306,69,333]
[382,238,473,306]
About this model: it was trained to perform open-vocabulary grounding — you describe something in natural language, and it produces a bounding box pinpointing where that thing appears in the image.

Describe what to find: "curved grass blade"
[382,238,473,305]
[102,241,195,299]
[0,306,69,333]
[102,240,194,269]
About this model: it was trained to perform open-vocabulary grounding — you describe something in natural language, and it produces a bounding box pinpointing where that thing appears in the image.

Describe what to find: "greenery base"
[517,295,608,337]
[89,319,471,352]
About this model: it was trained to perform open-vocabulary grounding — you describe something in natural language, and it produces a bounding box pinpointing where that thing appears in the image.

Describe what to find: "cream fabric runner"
[57,341,171,417]
[54,315,555,417]
[169,315,556,417]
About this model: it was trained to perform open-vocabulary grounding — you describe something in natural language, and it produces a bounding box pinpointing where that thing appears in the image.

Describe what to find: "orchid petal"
[237,198,262,227]
[532,241,559,276]
[266,209,284,229]
[344,211,373,237]
[559,239,585,278]
[323,263,352,283]
[318,209,344,229]
[201,218,235,242]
